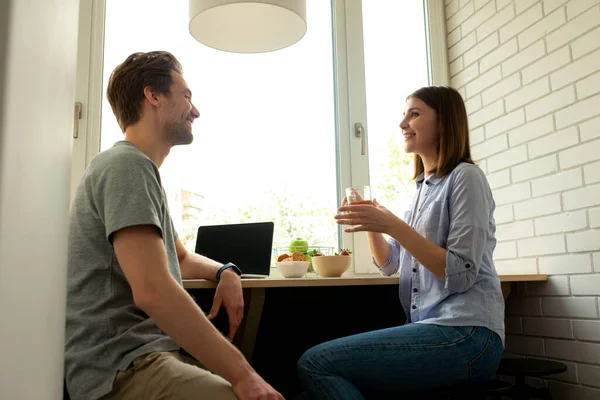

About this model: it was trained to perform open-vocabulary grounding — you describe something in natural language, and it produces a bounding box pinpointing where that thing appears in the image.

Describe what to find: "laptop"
[194,222,274,279]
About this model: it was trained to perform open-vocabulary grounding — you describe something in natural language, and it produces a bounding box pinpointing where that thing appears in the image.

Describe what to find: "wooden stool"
[497,358,568,400]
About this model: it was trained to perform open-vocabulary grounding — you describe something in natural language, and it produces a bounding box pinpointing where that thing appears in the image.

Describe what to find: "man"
[65,51,283,400]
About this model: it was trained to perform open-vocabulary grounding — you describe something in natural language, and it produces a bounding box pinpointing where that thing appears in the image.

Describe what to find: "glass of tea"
[345,185,372,205]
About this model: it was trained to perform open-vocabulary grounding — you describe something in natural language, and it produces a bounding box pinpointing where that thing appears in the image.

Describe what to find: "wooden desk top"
[182,271,547,289]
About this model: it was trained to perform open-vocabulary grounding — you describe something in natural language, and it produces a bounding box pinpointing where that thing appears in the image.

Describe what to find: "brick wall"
[445,0,600,398]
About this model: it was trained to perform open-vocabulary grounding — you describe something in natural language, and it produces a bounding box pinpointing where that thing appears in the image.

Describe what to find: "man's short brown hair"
[107,51,183,132]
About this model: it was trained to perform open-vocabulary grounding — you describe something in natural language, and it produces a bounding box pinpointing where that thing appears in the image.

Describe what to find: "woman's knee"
[297,343,331,378]
[297,346,317,377]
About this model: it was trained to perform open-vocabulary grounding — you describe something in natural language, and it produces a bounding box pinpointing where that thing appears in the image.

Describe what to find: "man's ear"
[142,86,160,108]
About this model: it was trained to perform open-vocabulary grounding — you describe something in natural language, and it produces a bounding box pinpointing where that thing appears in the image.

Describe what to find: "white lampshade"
[189,0,307,53]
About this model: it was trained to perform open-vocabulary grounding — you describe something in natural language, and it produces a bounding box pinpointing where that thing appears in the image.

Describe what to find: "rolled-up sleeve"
[373,237,401,276]
[445,166,491,293]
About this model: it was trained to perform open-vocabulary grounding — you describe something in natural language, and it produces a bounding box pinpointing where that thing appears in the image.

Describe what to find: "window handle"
[73,102,83,139]
[355,122,366,155]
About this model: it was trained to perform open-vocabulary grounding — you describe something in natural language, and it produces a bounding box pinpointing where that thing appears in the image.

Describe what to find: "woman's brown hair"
[107,51,183,132]
[408,86,474,179]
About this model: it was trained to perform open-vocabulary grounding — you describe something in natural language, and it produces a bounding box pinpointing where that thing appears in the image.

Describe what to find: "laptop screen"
[194,222,274,276]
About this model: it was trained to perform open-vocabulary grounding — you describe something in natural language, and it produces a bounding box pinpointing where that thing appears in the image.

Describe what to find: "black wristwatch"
[216,262,242,282]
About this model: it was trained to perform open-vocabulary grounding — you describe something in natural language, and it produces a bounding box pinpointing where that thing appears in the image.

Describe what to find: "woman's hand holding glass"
[335,198,402,234]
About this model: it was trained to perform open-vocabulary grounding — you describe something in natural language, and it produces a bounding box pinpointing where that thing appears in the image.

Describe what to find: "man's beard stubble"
[165,119,194,146]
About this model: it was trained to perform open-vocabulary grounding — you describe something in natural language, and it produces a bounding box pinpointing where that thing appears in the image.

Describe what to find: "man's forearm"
[139,278,252,385]
[179,252,222,280]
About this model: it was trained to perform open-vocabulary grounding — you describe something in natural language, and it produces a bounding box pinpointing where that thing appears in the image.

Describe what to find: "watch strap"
[216,262,242,282]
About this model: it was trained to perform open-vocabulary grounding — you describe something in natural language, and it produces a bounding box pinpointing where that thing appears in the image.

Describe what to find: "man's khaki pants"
[102,351,238,400]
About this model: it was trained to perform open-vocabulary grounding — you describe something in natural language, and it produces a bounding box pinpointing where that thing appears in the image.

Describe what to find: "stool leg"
[512,376,530,400]
[532,387,553,400]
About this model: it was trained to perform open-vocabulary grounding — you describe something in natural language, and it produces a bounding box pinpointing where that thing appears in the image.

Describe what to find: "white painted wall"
[0,0,80,398]
[446,0,600,398]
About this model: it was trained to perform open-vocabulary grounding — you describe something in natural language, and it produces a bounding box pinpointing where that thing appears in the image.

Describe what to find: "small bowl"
[311,255,351,277]
[276,261,309,278]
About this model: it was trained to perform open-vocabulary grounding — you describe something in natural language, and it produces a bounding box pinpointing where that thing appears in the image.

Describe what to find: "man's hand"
[233,372,285,400]
[208,270,244,341]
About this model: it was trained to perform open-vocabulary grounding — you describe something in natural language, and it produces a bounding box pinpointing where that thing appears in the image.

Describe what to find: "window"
[99,0,338,253]
[362,1,430,217]
[72,0,447,273]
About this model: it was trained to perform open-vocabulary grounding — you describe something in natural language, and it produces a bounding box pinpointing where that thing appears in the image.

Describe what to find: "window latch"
[354,122,366,155]
[73,102,83,139]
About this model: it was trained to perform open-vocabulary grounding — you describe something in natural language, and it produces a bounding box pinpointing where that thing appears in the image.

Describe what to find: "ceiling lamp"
[189,0,307,53]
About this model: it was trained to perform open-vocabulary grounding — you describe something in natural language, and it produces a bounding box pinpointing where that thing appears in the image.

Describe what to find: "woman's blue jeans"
[296,323,503,400]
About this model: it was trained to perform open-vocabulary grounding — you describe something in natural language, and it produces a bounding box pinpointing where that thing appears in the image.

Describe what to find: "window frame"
[71,0,106,200]
[71,0,448,273]
[335,0,449,272]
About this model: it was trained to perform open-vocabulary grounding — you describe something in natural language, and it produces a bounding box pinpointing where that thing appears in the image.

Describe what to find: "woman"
[296,86,505,399]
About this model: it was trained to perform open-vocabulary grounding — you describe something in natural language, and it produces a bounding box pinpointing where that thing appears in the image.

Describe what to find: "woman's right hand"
[336,198,399,234]
[342,189,372,207]
[336,198,392,267]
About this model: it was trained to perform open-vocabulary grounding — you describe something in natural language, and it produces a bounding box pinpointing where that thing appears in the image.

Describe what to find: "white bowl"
[311,255,351,277]
[276,261,309,278]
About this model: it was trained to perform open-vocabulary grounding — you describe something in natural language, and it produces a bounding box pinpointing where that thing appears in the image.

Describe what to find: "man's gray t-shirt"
[65,141,181,400]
